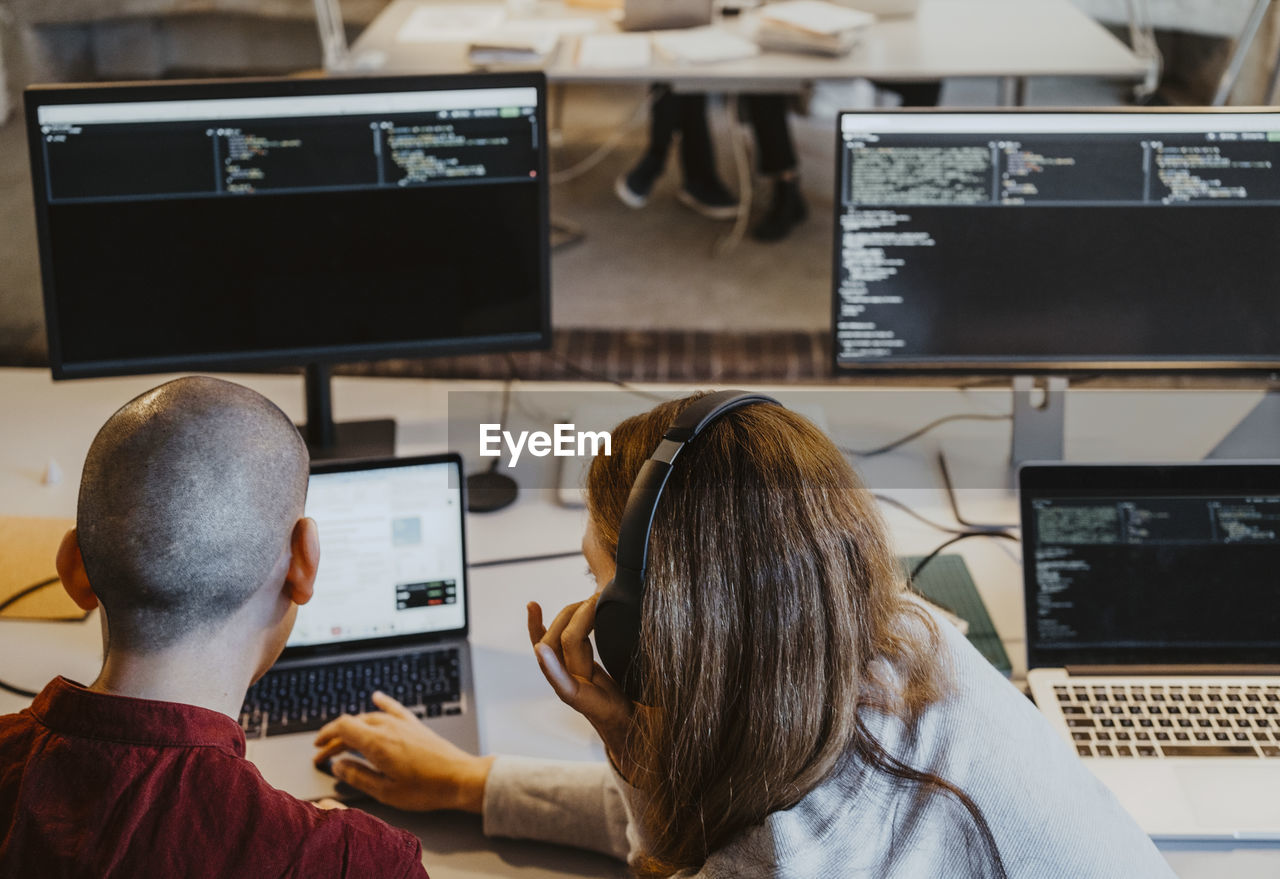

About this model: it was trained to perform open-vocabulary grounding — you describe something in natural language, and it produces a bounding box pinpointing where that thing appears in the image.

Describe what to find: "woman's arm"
[312,696,640,862]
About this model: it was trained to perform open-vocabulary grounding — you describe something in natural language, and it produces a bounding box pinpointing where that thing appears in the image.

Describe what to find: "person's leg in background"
[873,80,943,108]
[744,93,806,242]
[673,93,737,219]
[617,86,737,219]
[616,84,678,208]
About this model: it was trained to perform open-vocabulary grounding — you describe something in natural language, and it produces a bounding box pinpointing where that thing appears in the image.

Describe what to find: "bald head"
[77,377,309,652]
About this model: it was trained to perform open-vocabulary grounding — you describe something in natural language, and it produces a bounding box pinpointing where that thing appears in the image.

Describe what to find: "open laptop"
[1022,462,1280,840]
[242,454,480,801]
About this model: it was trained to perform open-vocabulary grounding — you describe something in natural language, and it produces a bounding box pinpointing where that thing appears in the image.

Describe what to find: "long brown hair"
[586,393,1005,877]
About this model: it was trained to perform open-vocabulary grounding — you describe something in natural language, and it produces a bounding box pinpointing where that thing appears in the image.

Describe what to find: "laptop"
[242,454,480,801]
[1022,462,1280,840]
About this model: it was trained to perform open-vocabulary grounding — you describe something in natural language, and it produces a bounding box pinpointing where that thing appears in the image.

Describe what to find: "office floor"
[0,76,1128,369]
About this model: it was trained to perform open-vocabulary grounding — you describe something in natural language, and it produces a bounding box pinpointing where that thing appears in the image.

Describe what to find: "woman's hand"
[312,691,495,813]
[528,595,637,780]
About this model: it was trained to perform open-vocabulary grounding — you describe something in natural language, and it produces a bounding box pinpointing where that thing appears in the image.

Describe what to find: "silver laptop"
[621,0,714,31]
[243,453,480,801]
[1023,463,1280,840]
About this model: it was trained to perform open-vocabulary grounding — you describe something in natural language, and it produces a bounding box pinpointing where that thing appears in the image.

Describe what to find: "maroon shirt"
[0,677,429,878]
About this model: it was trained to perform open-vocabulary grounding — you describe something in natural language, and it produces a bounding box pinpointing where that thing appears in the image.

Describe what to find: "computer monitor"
[26,73,550,459]
[832,108,1280,374]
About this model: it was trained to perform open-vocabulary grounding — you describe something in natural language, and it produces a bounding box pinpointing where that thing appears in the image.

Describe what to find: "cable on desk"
[936,450,1019,531]
[548,91,655,186]
[873,493,1011,537]
[838,413,1011,459]
[909,531,1020,586]
[471,550,583,569]
[548,352,670,402]
[0,576,63,700]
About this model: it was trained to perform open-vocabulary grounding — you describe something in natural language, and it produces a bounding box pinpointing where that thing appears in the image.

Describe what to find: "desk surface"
[0,368,1276,877]
[350,0,1146,89]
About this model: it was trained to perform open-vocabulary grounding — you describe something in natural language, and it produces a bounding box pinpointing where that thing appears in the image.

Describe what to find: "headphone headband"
[594,390,783,700]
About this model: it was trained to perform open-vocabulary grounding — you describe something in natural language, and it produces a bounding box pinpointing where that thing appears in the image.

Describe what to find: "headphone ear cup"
[594,572,644,703]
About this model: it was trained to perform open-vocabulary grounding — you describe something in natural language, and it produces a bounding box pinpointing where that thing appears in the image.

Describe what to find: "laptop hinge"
[1066,664,1280,677]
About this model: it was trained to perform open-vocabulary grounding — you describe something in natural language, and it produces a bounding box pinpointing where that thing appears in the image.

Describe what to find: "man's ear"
[283,517,320,606]
[56,529,99,611]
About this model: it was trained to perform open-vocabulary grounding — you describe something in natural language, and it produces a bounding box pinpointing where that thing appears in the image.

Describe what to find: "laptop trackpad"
[1177,764,1280,832]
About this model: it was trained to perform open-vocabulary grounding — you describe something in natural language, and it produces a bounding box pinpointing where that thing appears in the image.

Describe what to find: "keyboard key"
[1076,745,1093,757]
[1262,746,1280,757]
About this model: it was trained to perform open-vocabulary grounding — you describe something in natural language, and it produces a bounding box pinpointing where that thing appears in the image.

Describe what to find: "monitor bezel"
[1019,461,1280,669]
[279,452,471,660]
[829,106,1280,376]
[25,73,552,380]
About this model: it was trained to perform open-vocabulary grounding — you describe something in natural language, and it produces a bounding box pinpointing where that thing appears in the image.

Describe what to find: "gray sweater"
[481,611,1175,878]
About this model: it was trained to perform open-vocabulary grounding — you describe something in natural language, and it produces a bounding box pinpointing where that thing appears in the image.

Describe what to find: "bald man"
[0,377,430,878]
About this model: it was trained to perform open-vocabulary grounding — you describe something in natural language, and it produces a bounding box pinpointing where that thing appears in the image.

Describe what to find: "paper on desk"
[0,516,86,622]
[758,0,874,34]
[651,27,760,64]
[396,4,507,43]
[576,33,653,68]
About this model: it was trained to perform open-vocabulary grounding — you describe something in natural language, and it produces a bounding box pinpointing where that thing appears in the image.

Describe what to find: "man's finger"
[331,758,390,799]
[371,690,417,722]
[560,594,599,681]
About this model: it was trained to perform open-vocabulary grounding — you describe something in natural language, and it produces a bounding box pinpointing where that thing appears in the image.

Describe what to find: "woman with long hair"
[314,392,1173,877]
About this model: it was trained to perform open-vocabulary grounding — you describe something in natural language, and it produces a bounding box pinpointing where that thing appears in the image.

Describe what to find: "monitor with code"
[26,74,550,378]
[832,110,1280,373]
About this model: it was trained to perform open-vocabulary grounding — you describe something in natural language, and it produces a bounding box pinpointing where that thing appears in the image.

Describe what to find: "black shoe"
[615,156,664,209]
[677,176,739,220]
[752,179,807,242]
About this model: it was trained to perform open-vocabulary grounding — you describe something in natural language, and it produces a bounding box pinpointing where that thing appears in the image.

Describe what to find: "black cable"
[0,577,60,615]
[935,451,1019,531]
[838,413,1011,459]
[0,576,63,699]
[909,531,1020,585]
[548,352,669,403]
[470,550,582,569]
[873,493,1010,537]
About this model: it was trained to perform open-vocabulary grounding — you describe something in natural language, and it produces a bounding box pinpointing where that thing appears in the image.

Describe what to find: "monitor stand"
[301,363,396,461]
[1205,389,1280,460]
[1009,375,1067,473]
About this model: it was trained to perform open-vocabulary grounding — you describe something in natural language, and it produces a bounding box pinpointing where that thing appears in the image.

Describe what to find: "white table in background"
[350,0,1146,99]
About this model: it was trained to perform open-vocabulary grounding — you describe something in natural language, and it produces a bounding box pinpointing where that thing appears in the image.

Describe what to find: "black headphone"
[593,390,784,702]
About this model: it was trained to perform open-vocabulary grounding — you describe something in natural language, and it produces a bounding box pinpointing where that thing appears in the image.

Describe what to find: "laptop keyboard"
[1057,683,1280,758]
[240,647,463,739]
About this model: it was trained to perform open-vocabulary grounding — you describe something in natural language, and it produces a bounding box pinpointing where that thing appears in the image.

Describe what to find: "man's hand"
[313,691,495,813]
[528,596,637,781]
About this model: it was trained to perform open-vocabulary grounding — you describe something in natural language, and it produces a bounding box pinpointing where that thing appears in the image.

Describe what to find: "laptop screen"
[286,456,467,653]
[1021,464,1280,668]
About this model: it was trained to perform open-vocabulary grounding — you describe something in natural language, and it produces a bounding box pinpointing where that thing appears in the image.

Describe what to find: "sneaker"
[752,179,807,242]
[677,177,739,221]
[615,157,663,209]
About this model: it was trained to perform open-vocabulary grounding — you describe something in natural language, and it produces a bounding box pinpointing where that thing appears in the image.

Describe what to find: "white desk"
[351,0,1146,96]
[1,368,1277,877]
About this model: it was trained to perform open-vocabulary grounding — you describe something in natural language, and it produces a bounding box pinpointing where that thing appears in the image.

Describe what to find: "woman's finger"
[538,600,584,663]
[371,690,417,722]
[560,594,600,681]
[534,642,580,705]
[527,601,547,647]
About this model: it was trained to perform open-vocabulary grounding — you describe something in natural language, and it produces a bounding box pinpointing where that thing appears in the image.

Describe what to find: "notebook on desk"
[1021,462,1280,840]
[243,454,480,802]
